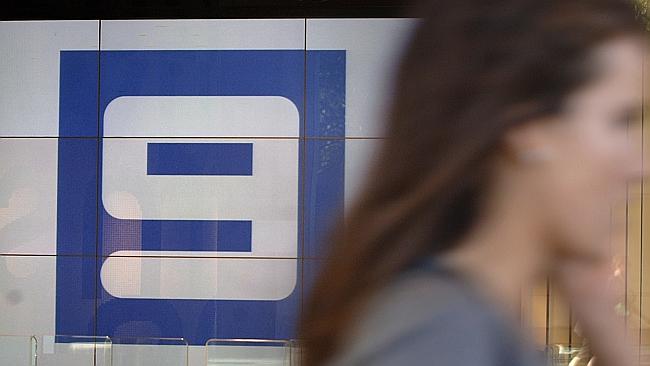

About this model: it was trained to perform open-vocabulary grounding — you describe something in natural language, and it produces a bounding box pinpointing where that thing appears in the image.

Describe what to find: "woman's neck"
[439,195,550,323]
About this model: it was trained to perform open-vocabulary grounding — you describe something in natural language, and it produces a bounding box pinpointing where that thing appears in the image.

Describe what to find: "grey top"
[326,259,547,366]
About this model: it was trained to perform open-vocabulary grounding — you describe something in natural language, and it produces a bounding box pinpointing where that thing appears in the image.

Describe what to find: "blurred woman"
[299,1,648,365]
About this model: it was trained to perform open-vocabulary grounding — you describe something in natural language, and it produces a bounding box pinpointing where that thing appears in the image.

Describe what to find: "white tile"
[344,139,383,211]
[0,21,99,136]
[0,139,58,255]
[0,256,55,336]
[307,19,417,137]
[101,19,304,50]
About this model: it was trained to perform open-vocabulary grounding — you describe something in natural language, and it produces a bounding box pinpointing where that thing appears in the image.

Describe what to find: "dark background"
[3,0,412,20]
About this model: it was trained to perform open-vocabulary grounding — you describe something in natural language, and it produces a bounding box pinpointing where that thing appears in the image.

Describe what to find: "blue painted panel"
[304,139,346,258]
[57,49,345,345]
[55,256,96,337]
[101,219,252,252]
[59,51,99,137]
[306,51,346,137]
[56,138,98,256]
[147,143,253,176]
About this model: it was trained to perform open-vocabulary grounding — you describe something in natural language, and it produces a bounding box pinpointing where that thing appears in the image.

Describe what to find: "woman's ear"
[502,118,560,165]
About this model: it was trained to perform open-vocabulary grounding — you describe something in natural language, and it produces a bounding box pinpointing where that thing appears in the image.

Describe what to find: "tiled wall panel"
[2,16,647,366]
[0,18,416,366]
[0,21,99,137]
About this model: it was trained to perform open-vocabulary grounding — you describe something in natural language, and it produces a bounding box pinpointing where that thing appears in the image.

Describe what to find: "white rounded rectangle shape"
[100,252,297,301]
[104,96,300,137]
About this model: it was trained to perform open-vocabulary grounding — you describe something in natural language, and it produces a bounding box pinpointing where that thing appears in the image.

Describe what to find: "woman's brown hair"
[299,1,646,365]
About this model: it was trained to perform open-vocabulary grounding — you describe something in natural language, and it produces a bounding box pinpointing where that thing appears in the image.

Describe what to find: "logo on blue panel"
[56,50,345,345]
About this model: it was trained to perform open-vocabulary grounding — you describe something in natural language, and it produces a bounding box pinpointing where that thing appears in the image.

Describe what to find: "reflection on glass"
[205,338,297,366]
[111,337,188,366]
[0,335,112,366]
[35,335,112,366]
[0,335,36,366]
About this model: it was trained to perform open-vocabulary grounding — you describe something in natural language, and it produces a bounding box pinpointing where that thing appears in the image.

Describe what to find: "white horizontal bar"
[103,96,300,137]
[100,252,297,301]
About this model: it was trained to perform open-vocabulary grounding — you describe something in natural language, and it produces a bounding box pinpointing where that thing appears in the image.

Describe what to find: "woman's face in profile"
[527,36,646,261]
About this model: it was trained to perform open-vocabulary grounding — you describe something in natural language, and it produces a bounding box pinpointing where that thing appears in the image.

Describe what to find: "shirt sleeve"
[353,306,501,366]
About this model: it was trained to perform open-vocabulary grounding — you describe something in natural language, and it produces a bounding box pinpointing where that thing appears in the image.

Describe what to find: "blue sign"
[56,49,345,345]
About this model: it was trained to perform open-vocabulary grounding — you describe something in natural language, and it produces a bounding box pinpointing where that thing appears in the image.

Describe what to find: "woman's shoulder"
[327,264,542,366]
